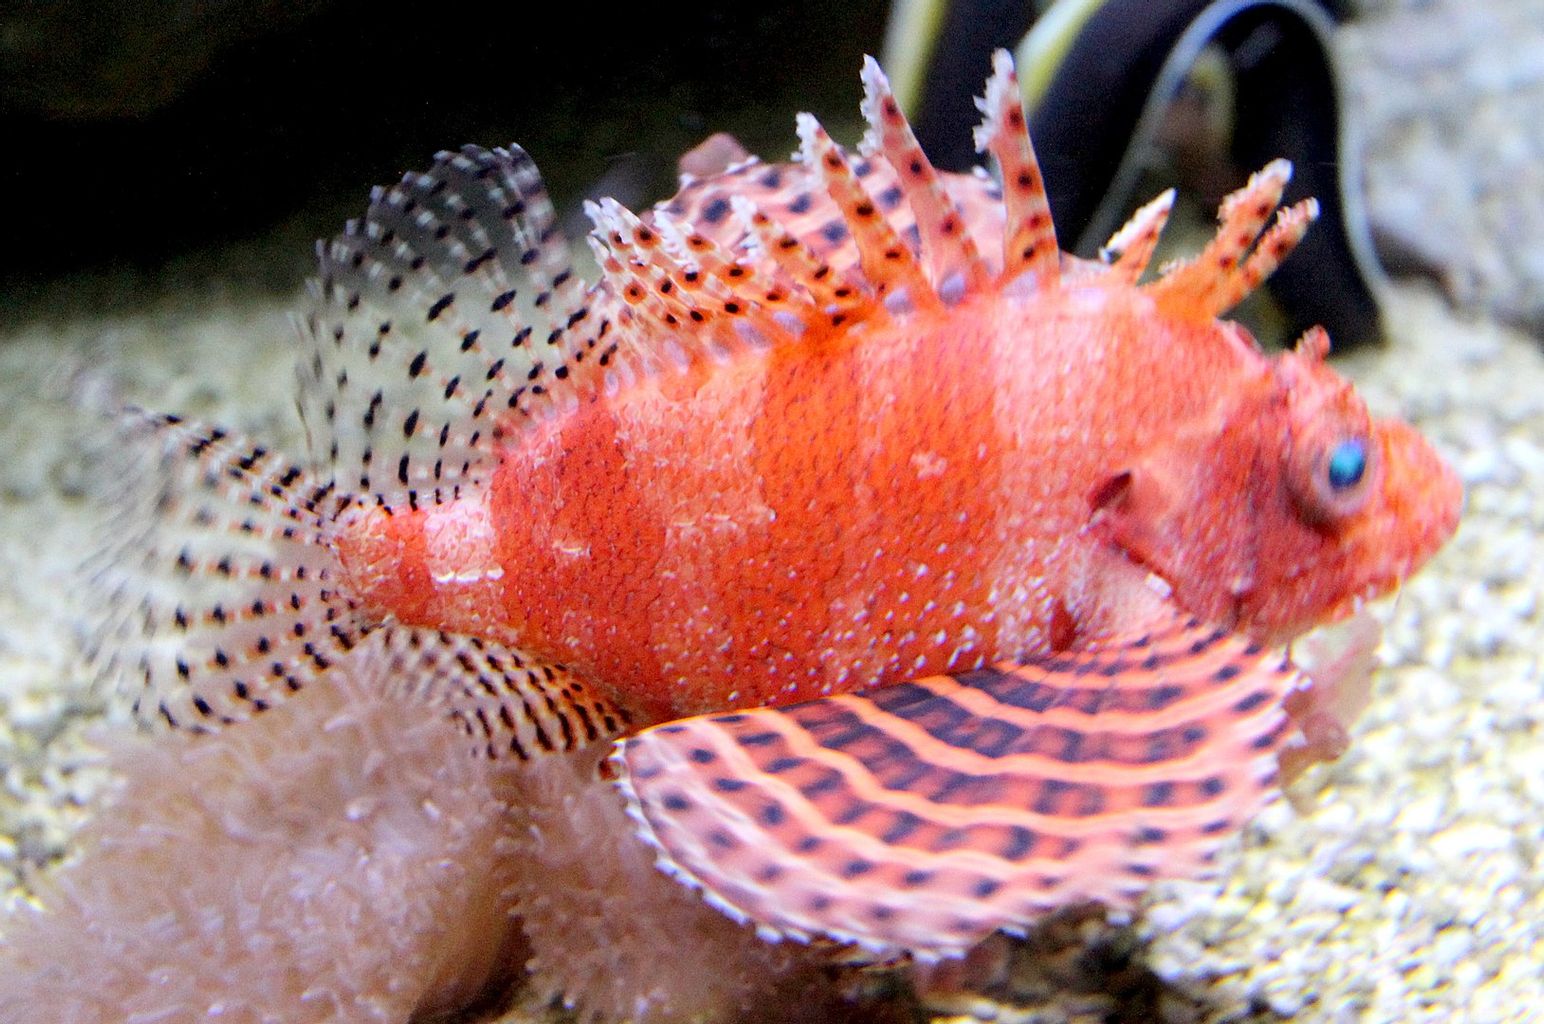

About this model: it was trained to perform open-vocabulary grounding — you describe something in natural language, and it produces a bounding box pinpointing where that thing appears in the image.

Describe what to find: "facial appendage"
[1092,328,1462,644]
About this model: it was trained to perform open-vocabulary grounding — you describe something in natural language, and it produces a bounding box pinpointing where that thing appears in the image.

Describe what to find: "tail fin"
[82,412,630,755]
[82,413,368,730]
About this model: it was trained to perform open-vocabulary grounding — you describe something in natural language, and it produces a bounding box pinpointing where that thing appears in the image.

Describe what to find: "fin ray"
[1101,189,1176,286]
[974,50,1059,288]
[376,626,629,759]
[796,113,937,309]
[859,55,988,295]
[1147,160,1314,320]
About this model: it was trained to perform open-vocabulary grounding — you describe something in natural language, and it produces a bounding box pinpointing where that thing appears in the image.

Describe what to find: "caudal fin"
[82,413,630,754]
[83,413,366,729]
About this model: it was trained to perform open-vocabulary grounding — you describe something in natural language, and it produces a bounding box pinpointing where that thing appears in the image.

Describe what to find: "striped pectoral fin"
[613,614,1301,961]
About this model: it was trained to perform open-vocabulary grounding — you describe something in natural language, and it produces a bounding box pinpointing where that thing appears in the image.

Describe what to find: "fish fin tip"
[972,49,1060,288]
[1101,189,1175,285]
[1148,162,1316,320]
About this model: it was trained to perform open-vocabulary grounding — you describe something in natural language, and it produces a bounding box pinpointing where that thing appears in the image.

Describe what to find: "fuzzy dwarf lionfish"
[88,51,1459,962]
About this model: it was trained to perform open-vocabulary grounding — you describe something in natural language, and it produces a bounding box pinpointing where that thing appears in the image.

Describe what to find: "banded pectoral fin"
[612,610,1301,961]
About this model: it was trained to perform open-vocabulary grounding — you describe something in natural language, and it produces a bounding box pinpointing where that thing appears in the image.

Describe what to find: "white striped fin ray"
[80,413,367,730]
[973,49,1059,289]
[302,144,597,512]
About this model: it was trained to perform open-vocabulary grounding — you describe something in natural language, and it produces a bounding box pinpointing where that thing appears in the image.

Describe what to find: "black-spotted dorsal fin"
[301,144,599,512]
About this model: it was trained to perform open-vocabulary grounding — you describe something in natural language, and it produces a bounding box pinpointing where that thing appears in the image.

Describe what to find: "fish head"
[1092,327,1461,641]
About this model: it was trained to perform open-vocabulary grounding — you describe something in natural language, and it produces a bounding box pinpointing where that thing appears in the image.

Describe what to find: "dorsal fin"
[794,113,938,311]
[581,198,809,377]
[1100,189,1176,286]
[858,56,988,298]
[1146,160,1318,321]
[730,194,872,326]
[973,50,1059,289]
[300,144,600,511]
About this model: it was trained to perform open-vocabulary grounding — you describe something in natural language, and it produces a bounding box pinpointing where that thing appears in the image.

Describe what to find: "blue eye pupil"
[1326,440,1367,490]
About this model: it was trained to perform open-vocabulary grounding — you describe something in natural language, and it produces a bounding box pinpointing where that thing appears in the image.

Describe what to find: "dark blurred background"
[0,0,888,301]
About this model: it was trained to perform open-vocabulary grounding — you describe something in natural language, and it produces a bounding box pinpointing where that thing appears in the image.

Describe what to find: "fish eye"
[1288,429,1377,525]
[1326,439,1367,490]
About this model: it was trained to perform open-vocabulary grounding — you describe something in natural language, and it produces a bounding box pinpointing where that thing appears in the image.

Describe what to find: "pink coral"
[0,649,522,1023]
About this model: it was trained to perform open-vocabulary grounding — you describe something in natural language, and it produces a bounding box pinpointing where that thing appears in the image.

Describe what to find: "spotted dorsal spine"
[973,49,1059,289]
[858,55,988,297]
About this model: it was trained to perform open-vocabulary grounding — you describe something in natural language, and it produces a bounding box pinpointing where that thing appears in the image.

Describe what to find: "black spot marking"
[701,196,731,224]
[842,858,875,878]
[1229,688,1266,713]
[426,293,454,321]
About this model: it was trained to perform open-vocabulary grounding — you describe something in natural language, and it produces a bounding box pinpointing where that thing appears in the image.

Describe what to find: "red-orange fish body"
[336,181,1453,727]
[90,51,1459,963]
